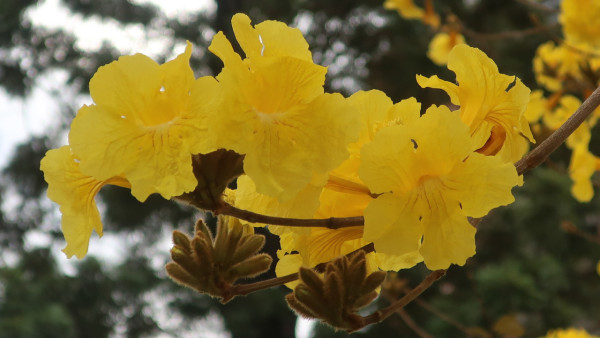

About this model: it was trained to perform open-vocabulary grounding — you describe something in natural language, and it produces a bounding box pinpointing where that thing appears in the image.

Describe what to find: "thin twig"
[515,86,600,175]
[462,22,559,41]
[397,308,434,338]
[412,296,485,336]
[231,243,375,296]
[360,270,446,327]
[232,272,299,296]
[514,0,559,13]
[216,202,364,229]
[561,221,600,245]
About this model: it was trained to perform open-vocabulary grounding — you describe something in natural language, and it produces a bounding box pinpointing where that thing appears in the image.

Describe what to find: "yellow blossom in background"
[543,95,591,150]
[40,146,130,259]
[208,13,359,201]
[524,90,547,124]
[523,89,550,137]
[384,0,440,28]
[417,44,534,163]
[533,42,579,92]
[384,0,423,19]
[68,42,219,201]
[427,32,465,66]
[560,0,600,50]
[359,105,521,270]
[544,327,600,338]
[568,145,597,202]
[530,93,600,202]
[532,41,600,93]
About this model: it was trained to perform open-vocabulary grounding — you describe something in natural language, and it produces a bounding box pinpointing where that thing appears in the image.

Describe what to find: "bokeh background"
[1,0,599,337]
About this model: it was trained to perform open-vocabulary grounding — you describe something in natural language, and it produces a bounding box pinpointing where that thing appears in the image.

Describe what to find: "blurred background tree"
[1,0,599,337]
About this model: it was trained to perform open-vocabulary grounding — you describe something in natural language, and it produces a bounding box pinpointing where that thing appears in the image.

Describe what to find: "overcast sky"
[0,0,214,169]
[0,2,314,336]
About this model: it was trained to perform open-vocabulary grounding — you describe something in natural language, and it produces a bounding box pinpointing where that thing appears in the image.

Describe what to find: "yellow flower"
[524,90,547,124]
[543,95,591,150]
[319,91,424,271]
[427,32,466,66]
[40,146,130,259]
[359,105,521,270]
[568,145,597,202]
[417,44,534,163]
[544,327,600,338]
[234,174,323,235]
[532,41,600,92]
[289,91,422,268]
[560,0,600,50]
[270,91,423,280]
[68,42,219,201]
[384,0,440,28]
[384,0,424,19]
[208,13,359,201]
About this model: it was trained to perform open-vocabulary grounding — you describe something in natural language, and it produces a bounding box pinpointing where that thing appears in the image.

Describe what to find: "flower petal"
[445,153,521,218]
[420,213,476,270]
[40,146,129,259]
[416,74,460,105]
[70,44,214,201]
[232,13,313,61]
[363,193,423,257]
[241,92,357,200]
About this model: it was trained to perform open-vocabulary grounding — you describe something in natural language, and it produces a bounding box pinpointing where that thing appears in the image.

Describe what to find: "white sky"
[1,1,315,337]
[0,0,216,168]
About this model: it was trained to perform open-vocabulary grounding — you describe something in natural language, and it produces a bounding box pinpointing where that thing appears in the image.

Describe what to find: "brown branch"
[561,221,600,245]
[360,270,446,327]
[231,272,299,296]
[209,89,600,233]
[515,85,600,175]
[216,202,364,229]
[231,243,375,296]
[461,22,559,41]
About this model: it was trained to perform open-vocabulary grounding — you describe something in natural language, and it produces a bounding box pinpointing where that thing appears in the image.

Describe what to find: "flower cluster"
[559,0,600,51]
[41,13,529,275]
[527,0,600,202]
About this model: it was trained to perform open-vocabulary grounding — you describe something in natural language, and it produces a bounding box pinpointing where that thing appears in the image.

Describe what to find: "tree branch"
[360,270,446,327]
[215,202,364,229]
[515,85,600,175]
[231,243,375,296]
[397,308,434,338]
[411,295,484,336]
[561,221,600,245]
[462,22,559,41]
